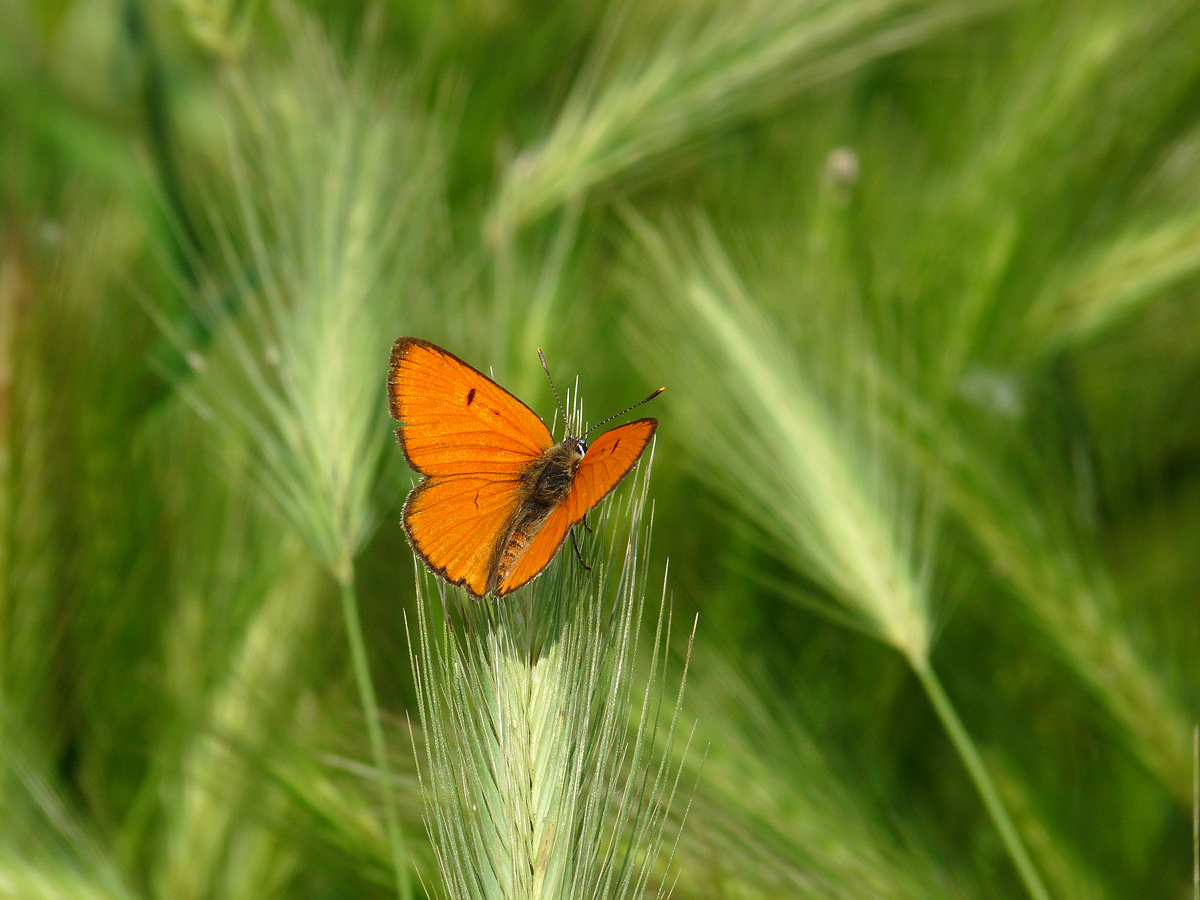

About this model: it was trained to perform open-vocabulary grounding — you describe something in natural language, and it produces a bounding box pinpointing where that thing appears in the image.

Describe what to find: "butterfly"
[387,338,662,598]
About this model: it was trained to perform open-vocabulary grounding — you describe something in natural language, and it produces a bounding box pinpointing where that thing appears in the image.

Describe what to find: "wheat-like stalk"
[627,214,1050,900]
[671,656,978,900]
[154,10,447,899]
[409,446,695,900]
[487,0,1006,237]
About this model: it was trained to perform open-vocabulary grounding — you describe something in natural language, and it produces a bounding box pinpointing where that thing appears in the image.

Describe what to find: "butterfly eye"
[574,439,588,458]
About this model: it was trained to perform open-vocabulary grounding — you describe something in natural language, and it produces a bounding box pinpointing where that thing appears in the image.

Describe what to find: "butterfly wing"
[389,338,555,596]
[388,337,554,477]
[403,474,524,597]
[495,503,574,596]
[561,418,658,525]
[496,418,657,595]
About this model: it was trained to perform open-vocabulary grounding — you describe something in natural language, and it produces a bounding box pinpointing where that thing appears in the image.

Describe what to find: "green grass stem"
[338,568,413,900]
[913,660,1051,900]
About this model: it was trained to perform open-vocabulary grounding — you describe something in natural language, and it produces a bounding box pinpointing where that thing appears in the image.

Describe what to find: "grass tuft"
[409,446,694,900]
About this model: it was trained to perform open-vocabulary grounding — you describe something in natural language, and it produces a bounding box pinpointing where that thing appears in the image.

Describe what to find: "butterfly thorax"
[487,438,586,593]
[529,437,587,505]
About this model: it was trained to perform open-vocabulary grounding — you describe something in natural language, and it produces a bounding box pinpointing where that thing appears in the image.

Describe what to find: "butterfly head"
[568,437,587,461]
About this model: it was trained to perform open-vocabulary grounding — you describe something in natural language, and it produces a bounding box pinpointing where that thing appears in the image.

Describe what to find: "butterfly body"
[489,438,585,592]
[388,338,658,598]
[527,438,587,505]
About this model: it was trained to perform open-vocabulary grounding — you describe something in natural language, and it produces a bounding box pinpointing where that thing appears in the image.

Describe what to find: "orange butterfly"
[387,338,662,598]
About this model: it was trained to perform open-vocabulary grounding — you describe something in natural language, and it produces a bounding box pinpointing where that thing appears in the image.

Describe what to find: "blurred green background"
[2,0,1199,897]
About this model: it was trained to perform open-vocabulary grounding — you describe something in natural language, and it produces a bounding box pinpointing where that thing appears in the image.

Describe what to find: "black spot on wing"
[466,387,476,405]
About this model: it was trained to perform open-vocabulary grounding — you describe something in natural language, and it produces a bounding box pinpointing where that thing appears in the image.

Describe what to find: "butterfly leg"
[581,513,593,535]
[570,528,593,572]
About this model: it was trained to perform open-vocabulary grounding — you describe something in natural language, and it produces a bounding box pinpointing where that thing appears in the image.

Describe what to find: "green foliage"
[3,0,1200,898]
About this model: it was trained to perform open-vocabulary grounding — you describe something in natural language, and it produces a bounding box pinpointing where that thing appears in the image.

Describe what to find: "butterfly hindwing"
[403,474,526,597]
[388,337,554,478]
[497,503,573,595]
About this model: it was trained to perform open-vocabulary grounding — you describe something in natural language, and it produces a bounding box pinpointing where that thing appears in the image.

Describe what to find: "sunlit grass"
[3,0,1200,897]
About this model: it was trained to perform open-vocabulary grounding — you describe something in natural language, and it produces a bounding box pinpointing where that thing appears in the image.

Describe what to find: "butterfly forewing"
[562,419,657,524]
[388,338,553,477]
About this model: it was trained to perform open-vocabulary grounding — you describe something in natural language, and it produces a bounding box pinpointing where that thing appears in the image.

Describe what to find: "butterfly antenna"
[586,386,665,437]
[538,348,573,438]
